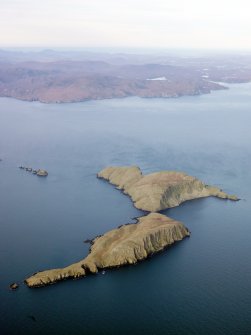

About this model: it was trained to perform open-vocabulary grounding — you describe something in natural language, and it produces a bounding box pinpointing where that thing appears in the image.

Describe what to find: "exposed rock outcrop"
[9,283,19,290]
[36,169,48,177]
[25,213,189,287]
[97,166,238,212]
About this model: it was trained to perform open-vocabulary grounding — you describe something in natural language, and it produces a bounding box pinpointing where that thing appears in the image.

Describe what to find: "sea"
[0,83,251,335]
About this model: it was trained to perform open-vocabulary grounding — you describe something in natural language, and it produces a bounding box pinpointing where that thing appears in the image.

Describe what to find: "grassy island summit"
[25,213,189,287]
[98,166,238,212]
[24,167,238,288]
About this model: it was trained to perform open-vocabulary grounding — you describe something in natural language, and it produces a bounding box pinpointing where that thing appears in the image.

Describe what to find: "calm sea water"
[0,83,251,335]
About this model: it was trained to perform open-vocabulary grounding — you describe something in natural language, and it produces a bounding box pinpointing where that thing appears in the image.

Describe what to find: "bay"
[0,83,251,335]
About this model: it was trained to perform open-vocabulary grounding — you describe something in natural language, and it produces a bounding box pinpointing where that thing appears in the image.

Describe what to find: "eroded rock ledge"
[25,213,189,287]
[97,166,238,212]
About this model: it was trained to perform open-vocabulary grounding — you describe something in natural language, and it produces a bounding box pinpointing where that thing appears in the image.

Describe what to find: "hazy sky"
[1,0,251,49]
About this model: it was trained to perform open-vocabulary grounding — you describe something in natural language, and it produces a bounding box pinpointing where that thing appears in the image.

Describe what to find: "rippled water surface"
[0,83,251,335]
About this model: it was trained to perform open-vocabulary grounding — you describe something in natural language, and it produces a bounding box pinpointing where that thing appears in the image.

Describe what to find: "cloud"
[0,0,251,49]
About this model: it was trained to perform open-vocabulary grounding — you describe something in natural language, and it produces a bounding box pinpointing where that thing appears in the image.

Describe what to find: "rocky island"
[19,166,48,176]
[36,169,48,177]
[25,213,189,287]
[23,166,238,288]
[97,166,238,212]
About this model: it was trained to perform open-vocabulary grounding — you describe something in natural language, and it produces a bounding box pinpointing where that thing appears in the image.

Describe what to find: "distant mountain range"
[0,49,250,103]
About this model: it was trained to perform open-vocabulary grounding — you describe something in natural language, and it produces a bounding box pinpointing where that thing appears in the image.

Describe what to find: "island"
[97,166,238,212]
[25,213,189,287]
[23,167,238,288]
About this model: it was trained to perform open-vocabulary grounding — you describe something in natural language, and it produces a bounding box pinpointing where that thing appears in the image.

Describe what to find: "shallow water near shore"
[0,83,251,335]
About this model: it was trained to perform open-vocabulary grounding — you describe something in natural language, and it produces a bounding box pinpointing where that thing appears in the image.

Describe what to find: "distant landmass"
[0,49,251,103]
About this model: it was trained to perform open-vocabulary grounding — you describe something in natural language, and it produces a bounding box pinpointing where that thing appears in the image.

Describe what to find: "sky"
[1,0,251,50]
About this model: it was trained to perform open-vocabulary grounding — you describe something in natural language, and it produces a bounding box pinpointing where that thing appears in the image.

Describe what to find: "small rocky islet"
[19,166,48,176]
[9,283,19,290]
[24,166,238,288]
